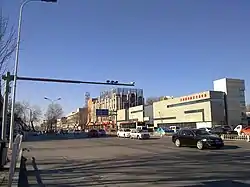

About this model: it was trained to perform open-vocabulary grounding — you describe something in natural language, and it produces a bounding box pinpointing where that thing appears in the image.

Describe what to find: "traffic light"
[42,0,57,2]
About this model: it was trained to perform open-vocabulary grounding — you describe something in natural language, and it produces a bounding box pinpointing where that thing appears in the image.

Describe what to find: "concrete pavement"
[20,136,250,186]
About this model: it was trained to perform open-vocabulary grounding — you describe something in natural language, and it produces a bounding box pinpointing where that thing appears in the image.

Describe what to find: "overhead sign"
[96,109,109,116]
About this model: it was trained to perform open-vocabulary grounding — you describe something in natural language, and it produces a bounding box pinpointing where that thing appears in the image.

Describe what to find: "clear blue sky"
[2,0,250,115]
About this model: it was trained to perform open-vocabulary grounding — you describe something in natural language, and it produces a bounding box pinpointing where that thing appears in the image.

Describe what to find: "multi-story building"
[213,78,247,125]
[116,105,154,129]
[57,108,88,130]
[56,117,67,130]
[153,91,226,128]
[88,88,144,127]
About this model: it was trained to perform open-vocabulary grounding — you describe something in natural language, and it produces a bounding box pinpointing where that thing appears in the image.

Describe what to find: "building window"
[167,99,210,108]
[239,90,245,97]
[131,110,143,114]
[184,109,204,114]
[154,117,176,120]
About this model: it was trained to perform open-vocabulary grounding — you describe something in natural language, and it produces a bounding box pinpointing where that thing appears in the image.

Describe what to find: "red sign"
[180,93,208,102]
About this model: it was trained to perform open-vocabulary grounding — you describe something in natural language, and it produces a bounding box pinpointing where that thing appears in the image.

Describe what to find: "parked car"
[98,129,106,136]
[74,130,81,134]
[130,129,150,140]
[117,129,131,138]
[88,129,99,138]
[210,126,237,135]
[172,128,224,150]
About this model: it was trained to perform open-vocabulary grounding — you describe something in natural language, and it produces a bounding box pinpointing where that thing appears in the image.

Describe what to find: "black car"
[210,126,237,135]
[172,128,224,150]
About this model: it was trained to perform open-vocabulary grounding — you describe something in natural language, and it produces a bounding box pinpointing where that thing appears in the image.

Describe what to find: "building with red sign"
[153,91,226,128]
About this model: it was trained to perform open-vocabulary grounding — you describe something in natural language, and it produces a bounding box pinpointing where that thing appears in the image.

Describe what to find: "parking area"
[21,136,250,187]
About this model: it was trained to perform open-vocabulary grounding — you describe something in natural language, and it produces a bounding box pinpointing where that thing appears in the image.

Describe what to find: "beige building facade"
[116,105,154,129]
[153,91,226,128]
[57,108,88,130]
[87,88,144,127]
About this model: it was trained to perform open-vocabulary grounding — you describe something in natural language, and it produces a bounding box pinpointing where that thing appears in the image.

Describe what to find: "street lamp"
[44,97,61,131]
[44,97,61,103]
[9,0,58,149]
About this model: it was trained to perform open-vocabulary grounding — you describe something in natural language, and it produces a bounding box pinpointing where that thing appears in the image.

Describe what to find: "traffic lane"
[22,136,250,161]
[23,137,250,186]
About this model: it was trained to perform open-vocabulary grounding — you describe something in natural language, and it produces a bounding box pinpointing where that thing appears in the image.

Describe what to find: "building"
[87,88,144,128]
[87,98,98,125]
[116,105,154,129]
[57,108,88,130]
[56,117,67,130]
[153,91,226,128]
[213,78,247,125]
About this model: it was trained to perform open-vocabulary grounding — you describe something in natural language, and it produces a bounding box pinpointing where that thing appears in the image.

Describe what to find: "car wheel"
[175,139,181,147]
[124,134,126,138]
[197,141,204,150]
[137,135,140,140]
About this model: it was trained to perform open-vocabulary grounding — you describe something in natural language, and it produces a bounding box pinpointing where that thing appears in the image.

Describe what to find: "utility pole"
[1,72,14,141]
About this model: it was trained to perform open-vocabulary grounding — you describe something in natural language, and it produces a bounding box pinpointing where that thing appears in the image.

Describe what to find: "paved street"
[20,136,250,187]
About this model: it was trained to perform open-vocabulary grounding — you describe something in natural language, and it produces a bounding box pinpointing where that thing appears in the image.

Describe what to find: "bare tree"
[0,14,16,81]
[8,100,28,120]
[145,97,161,106]
[30,105,42,131]
[44,103,63,131]
[7,100,42,131]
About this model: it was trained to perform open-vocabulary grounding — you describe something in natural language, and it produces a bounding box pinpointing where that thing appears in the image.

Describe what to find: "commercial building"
[153,91,226,128]
[116,105,154,129]
[56,108,88,130]
[87,88,144,128]
[213,78,247,125]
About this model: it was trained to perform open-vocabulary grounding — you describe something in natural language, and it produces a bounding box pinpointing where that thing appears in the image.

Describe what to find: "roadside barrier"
[150,132,173,137]
[221,134,250,142]
[8,134,23,187]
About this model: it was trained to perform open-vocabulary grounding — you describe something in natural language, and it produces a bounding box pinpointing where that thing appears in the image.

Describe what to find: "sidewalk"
[0,149,22,186]
[0,149,13,186]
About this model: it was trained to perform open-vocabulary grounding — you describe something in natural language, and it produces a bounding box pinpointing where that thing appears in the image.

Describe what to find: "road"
[20,135,250,187]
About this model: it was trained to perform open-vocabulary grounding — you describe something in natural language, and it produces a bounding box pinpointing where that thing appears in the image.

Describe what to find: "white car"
[130,129,150,139]
[117,129,131,138]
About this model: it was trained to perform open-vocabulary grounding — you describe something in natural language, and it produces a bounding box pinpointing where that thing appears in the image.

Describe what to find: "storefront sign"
[180,93,207,102]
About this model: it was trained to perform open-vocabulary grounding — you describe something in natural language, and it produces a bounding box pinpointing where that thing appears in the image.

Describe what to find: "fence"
[221,134,250,142]
[8,134,23,187]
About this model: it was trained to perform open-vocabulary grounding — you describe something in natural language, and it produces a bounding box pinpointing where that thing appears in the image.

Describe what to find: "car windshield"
[194,129,210,136]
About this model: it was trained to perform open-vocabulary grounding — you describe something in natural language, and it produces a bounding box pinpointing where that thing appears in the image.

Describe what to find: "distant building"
[213,78,246,125]
[57,108,88,130]
[87,88,144,128]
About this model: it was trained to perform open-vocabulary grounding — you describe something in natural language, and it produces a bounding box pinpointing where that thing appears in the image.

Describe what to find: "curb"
[11,149,23,187]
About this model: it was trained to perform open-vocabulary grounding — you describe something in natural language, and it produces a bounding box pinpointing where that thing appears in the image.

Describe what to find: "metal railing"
[221,134,250,142]
[8,134,23,187]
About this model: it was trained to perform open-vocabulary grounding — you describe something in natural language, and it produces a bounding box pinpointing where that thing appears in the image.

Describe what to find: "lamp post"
[9,0,58,149]
[44,97,61,131]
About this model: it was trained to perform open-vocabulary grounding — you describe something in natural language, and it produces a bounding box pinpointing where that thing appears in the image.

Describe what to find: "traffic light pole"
[4,73,134,148]
[1,72,14,141]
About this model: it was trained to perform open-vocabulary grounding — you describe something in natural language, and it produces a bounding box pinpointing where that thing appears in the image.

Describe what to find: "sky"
[2,0,250,115]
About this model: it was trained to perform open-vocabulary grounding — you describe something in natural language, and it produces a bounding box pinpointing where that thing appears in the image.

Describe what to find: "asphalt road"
[20,135,250,187]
